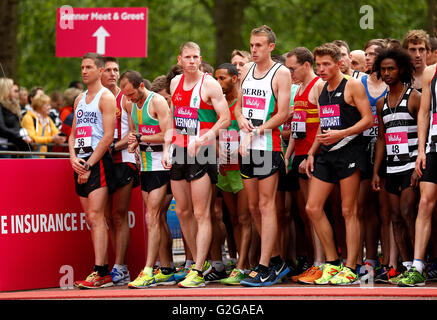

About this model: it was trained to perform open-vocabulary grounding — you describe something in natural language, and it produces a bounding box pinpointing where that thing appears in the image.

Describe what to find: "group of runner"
[69,25,437,289]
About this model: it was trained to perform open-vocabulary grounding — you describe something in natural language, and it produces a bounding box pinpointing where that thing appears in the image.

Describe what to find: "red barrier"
[0,159,147,292]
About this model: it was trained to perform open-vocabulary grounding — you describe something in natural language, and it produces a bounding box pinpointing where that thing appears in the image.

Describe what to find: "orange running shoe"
[297,265,323,284]
[291,264,311,283]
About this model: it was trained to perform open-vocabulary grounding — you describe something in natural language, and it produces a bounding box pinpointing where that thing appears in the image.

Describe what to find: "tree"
[0,0,18,80]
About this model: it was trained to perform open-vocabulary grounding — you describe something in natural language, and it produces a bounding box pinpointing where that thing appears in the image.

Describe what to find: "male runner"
[234,25,291,287]
[305,43,373,285]
[117,70,174,288]
[427,37,437,66]
[350,50,366,73]
[231,49,252,80]
[372,48,421,284]
[70,52,117,289]
[402,30,431,92]
[100,57,139,286]
[402,63,437,286]
[162,41,231,288]
[283,46,325,284]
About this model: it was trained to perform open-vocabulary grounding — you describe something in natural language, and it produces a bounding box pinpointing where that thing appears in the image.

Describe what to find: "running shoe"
[154,269,177,286]
[225,260,237,275]
[76,271,113,289]
[329,266,359,285]
[220,268,248,285]
[110,266,131,286]
[398,267,426,287]
[270,260,290,284]
[291,263,312,283]
[240,266,273,287]
[314,263,343,285]
[174,265,190,282]
[178,270,205,288]
[427,262,437,282]
[289,257,308,278]
[204,267,228,283]
[128,269,156,288]
[297,265,323,284]
[375,266,404,284]
[388,268,409,285]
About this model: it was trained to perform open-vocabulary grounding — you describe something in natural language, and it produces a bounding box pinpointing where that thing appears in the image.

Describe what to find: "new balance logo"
[348,163,356,168]
[335,92,342,97]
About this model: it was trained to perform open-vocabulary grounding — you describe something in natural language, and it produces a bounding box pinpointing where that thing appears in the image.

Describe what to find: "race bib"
[174,106,198,136]
[319,104,341,131]
[242,96,265,127]
[431,113,437,143]
[363,115,379,137]
[385,131,409,160]
[74,126,93,155]
[291,110,307,139]
[219,129,239,165]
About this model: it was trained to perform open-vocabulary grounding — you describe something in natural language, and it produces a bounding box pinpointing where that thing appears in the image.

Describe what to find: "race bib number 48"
[385,131,409,161]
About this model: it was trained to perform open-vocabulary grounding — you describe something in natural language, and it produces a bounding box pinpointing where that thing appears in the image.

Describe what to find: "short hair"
[385,38,402,50]
[50,90,63,103]
[200,61,214,74]
[374,48,415,86]
[313,43,342,62]
[28,86,44,105]
[430,37,437,51]
[151,75,168,93]
[251,25,276,44]
[231,49,252,62]
[332,40,350,54]
[63,87,82,107]
[272,54,286,64]
[103,56,119,65]
[143,79,152,90]
[31,93,51,112]
[120,70,144,89]
[402,30,430,51]
[68,80,82,89]
[216,63,238,77]
[179,41,201,55]
[287,47,314,65]
[166,64,184,93]
[365,39,386,51]
[82,52,105,68]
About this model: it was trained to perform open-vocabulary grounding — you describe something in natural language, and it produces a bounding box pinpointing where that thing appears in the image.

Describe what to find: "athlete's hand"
[305,154,314,178]
[239,132,253,158]
[161,148,172,170]
[372,174,381,192]
[71,156,88,175]
[187,138,201,157]
[285,158,290,174]
[77,171,90,184]
[410,170,419,188]
[127,133,138,153]
[237,115,254,133]
[317,129,344,146]
[52,134,66,145]
[415,151,426,178]
[299,159,307,175]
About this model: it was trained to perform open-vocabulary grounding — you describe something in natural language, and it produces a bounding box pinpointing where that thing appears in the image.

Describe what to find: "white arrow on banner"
[92,26,110,55]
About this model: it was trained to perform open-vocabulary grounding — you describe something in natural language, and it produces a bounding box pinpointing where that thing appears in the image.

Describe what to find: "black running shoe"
[204,268,228,283]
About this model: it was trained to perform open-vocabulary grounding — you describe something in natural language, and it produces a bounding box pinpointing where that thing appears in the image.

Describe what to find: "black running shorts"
[140,170,170,193]
[239,149,285,180]
[113,162,140,189]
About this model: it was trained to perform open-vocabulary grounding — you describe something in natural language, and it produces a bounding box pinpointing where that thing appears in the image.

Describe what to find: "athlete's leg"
[388,192,410,262]
[158,194,174,268]
[399,186,418,253]
[378,182,392,267]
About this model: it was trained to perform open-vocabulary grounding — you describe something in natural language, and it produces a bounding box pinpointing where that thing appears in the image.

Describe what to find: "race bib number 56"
[74,126,93,155]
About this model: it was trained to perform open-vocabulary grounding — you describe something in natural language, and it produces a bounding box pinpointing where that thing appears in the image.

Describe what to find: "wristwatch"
[135,133,142,143]
[83,162,91,171]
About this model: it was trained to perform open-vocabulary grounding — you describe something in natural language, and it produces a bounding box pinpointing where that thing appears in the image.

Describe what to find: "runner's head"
[81,52,105,85]
[286,47,315,83]
[178,41,202,74]
[101,56,120,90]
[119,70,146,104]
[350,50,366,72]
[313,43,342,82]
[374,48,415,87]
[427,36,437,65]
[250,25,276,63]
[364,39,386,74]
[332,40,352,74]
[151,75,171,105]
[215,63,238,96]
[231,49,252,79]
[402,30,431,72]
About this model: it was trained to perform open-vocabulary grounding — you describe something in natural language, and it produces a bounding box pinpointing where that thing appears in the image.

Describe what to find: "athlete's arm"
[86,91,116,167]
[372,97,386,192]
[113,96,134,152]
[415,65,434,177]
[142,94,171,144]
[68,93,88,175]
[408,88,422,187]
[162,76,180,169]
[284,137,295,174]
[234,63,254,133]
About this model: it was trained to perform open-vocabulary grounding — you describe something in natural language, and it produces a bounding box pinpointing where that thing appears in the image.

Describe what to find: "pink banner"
[385,131,408,145]
[0,159,146,291]
[243,96,266,110]
[139,124,161,135]
[319,104,340,118]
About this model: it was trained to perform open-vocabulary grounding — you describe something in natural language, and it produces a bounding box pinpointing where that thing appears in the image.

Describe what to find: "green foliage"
[16,0,428,94]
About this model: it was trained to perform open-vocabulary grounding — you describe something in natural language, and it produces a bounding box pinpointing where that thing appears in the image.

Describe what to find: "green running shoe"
[329,266,359,285]
[314,263,343,285]
[220,268,248,285]
[388,269,409,285]
[178,270,205,288]
[398,267,426,287]
[154,269,176,286]
[128,269,156,288]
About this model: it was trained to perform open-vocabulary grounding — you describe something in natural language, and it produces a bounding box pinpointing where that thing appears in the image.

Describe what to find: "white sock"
[412,259,425,274]
[185,260,194,269]
[212,261,225,272]
[113,264,126,271]
[402,261,413,271]
[314,261,324,268]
